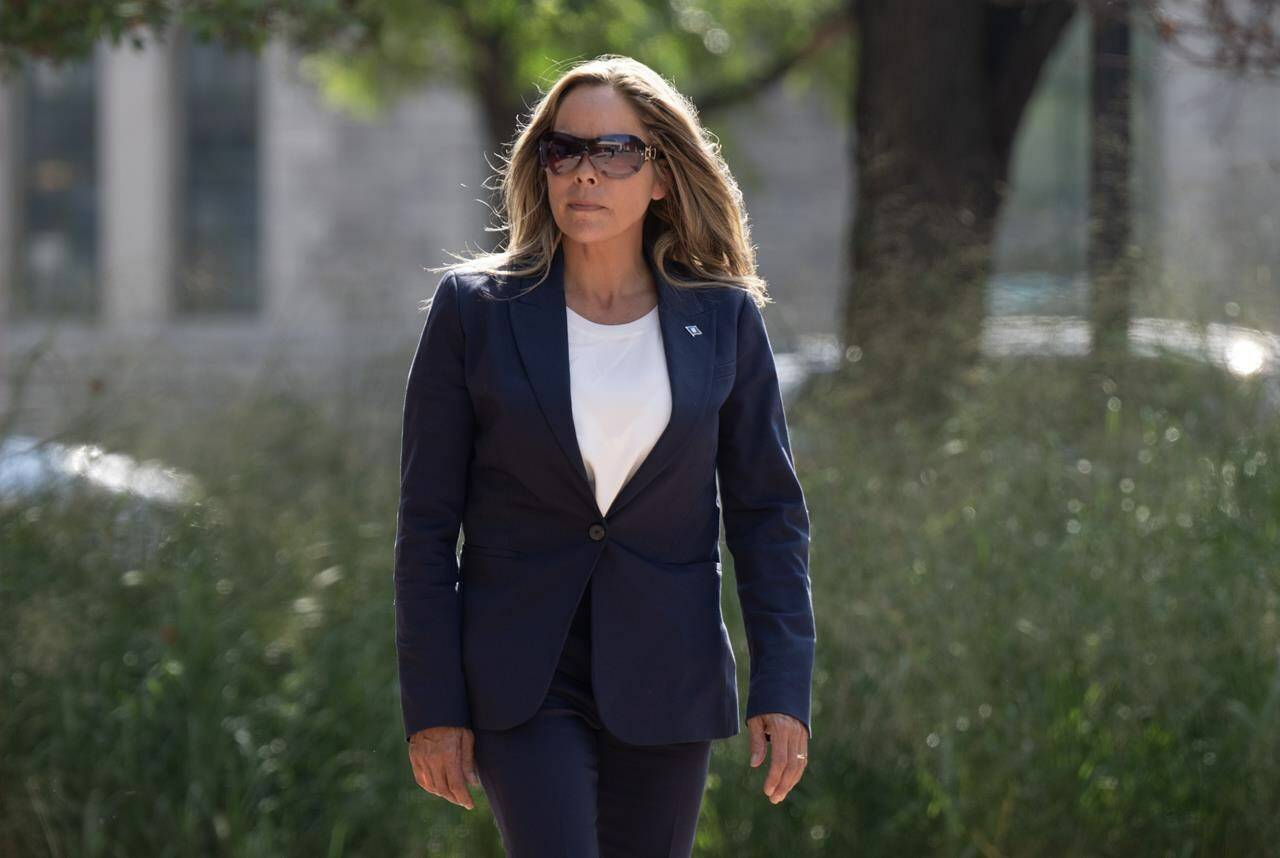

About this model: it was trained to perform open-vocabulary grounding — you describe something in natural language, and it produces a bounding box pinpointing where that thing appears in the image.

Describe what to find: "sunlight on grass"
[3,350,1279,855]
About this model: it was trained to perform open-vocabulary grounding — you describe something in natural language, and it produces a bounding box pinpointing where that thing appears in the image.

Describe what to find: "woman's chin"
[559,223,616,242]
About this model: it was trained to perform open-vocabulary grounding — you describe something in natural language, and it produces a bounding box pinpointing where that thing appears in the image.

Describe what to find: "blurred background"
[2,1,1279,855]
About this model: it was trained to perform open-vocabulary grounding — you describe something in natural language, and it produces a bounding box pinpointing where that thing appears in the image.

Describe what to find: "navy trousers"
[473,576,714,857]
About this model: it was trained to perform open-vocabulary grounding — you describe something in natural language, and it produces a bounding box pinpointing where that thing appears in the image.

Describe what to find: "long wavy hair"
[427,54,770,309]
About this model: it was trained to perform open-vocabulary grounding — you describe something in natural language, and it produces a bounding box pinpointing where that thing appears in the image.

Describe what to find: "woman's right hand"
[408,726,481,810]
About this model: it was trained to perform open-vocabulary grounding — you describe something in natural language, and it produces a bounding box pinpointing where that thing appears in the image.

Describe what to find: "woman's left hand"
[746,713,809,804]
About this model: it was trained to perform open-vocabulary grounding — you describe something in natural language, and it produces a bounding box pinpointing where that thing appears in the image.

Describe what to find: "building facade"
[1,15,1277,437]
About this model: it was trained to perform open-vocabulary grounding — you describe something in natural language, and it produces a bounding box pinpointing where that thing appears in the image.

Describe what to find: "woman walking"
[394,54,815,857]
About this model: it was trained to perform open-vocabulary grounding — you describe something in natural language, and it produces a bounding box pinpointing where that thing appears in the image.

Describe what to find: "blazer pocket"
[712,360,736,379]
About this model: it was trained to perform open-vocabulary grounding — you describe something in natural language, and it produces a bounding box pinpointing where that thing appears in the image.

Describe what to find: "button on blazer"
[394,242,816,746]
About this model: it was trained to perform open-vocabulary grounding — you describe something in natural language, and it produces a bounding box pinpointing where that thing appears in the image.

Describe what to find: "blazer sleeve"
[394,271,475,741]
[716,293,816,739]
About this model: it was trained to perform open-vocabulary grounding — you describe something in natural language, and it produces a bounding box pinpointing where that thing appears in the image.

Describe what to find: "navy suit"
[393,242,816,750]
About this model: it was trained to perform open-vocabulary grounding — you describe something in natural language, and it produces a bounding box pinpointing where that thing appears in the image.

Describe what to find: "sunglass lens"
[541,134,646,177]
[595,150,644,178]
[542,135,580,174]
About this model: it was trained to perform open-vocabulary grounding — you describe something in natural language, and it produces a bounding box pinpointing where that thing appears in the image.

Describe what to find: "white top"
[566,303,671,516]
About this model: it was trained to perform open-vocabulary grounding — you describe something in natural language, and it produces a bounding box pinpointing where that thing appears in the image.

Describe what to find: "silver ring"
[797,753,807,760]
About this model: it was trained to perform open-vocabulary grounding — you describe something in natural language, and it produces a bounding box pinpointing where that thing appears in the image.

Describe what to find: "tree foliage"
[0,0,852,126]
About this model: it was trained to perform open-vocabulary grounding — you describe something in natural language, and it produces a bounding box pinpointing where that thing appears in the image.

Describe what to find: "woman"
[394,54,815,856]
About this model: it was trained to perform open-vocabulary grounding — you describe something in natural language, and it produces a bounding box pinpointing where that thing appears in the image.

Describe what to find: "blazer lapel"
[508,242,716,519]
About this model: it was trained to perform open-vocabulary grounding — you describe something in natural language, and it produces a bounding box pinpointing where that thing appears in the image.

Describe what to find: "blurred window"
[177,30,260,315]
[18,57,99,319]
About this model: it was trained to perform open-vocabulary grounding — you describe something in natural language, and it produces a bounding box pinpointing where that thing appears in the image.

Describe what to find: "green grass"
[776,350,1280,856]
[3,349,1279,856]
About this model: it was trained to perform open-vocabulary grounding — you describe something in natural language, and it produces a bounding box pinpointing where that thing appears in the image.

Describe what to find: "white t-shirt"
[566,303,672,516]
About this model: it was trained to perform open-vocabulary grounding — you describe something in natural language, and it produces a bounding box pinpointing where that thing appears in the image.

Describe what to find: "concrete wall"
[0,33,849,439]
[2,21,1277,440]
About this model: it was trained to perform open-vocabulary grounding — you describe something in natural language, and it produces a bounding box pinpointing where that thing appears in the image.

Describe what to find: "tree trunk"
[843,0,1077,409]
[1088,4,1133,366]
[458,14,524,215]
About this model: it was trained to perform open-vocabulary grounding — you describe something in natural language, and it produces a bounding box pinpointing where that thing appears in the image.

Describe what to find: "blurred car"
[0,435,201,506]
[0,434,204,569]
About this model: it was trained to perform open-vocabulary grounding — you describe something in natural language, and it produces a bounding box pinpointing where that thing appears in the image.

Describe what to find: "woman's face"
[543,85,667,247]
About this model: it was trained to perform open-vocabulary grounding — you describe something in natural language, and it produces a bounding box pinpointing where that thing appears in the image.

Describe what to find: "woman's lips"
[569,203,604,210]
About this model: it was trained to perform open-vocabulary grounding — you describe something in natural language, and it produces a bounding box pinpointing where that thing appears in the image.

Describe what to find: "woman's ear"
[651,170,668,203]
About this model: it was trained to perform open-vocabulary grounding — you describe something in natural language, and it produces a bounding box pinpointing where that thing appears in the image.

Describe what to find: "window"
[177,29,260,315]
[19,57,98,319]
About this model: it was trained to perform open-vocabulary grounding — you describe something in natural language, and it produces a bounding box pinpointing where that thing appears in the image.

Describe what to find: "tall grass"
[2,349,1278,856]
[771,350,1280,856]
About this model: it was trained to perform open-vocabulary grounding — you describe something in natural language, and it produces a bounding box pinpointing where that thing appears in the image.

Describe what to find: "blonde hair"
[428,54,770,309]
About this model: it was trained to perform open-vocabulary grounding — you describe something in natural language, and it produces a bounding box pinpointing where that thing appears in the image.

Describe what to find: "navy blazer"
[394,242,816,746]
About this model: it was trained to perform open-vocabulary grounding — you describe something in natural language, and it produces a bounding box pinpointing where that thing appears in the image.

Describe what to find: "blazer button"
[588,522,607,541]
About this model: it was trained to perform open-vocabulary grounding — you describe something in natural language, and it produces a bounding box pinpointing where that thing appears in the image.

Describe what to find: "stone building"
[1,15,1276,437]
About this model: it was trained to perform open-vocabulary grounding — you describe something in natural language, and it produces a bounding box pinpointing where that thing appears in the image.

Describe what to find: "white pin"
[685,325,702,337]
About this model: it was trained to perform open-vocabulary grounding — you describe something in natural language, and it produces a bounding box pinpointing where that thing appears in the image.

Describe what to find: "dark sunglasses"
[537,131,661,178]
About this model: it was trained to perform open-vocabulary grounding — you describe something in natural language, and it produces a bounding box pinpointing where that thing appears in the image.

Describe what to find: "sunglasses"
[537,131,661,178]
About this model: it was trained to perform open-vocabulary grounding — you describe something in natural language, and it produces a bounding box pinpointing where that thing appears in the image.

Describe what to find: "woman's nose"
[573,156,600,183]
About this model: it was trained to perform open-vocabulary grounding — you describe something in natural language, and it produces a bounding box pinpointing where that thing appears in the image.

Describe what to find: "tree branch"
[690,4,855,115]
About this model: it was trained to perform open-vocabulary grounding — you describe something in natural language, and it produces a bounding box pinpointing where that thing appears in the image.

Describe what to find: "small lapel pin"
[685,325,702,337]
